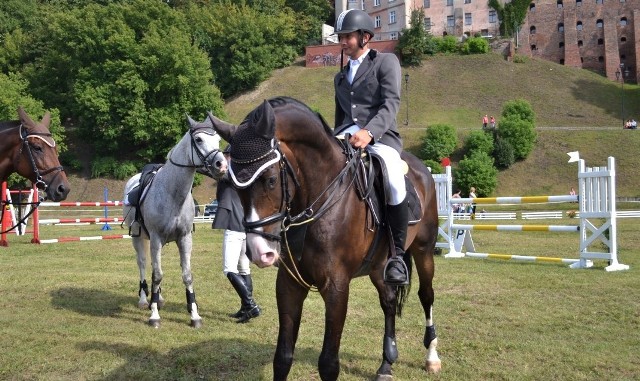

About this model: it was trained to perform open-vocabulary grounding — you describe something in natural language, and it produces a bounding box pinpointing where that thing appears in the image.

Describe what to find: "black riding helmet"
[334,9,375,38]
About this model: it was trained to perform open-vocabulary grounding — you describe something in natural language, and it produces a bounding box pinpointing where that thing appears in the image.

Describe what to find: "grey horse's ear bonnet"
[228,100,280,188]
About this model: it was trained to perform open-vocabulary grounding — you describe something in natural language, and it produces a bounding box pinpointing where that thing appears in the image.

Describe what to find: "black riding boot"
[228,274,256,318]
[384,199,409,285]
[227,272,261,323]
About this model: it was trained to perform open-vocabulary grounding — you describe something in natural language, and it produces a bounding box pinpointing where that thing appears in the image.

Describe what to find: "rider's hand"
[349,129,372,149]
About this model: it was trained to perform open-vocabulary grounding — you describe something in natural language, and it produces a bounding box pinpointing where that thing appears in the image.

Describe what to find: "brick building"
[519,0,639,83]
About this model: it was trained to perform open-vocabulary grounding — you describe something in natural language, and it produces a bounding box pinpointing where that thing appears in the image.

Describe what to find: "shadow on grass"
[50,287,130,317]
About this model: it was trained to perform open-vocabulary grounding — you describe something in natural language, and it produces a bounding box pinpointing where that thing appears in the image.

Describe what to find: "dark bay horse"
[209,97,441,380]
[0,107,70,201]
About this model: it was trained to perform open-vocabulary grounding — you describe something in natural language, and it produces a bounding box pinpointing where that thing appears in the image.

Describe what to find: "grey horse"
[123,114,226,328]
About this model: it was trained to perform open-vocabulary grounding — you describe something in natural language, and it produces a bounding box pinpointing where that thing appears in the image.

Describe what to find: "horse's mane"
[0,120,20,130]
[266,96,335,138]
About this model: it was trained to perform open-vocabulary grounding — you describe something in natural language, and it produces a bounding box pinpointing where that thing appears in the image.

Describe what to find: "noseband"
[242,140,362,242]
[169,126,221,174]
[17,124,65,191]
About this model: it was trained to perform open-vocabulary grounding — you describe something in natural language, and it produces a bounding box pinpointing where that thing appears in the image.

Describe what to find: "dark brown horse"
[0,107,69,201]
[209,97,441,380]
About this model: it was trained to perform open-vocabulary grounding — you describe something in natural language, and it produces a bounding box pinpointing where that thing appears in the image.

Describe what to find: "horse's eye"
[195,136,203,143]
[267,176,277,189]
[32,145,43,153]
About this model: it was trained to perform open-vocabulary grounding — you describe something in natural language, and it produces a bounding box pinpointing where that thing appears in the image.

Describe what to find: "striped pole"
[40,201,124,207]
[465,252,579,264]
[39,217,123,225]
[40,234,131,244]
[451,224,579,232]
[453,195,578,205]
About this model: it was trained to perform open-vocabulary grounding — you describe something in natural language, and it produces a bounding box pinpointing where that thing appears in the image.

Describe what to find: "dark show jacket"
[333,49,403,154]
[212,178,244,233]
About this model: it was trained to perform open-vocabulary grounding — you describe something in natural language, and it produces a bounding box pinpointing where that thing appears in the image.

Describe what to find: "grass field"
[1,218,638,380]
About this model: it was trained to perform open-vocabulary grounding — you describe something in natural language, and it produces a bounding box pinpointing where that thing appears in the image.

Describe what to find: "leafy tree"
[421,123,457,161]
[496,117,536,161]
[396,8,430,66]
[501,98,535,124]
[453,151,498,197]
[464,130,494,156]
[492,135,515,169]
[20,0,225,164]
[488,0,529,38]
[423,159,443,174]
[434,35,459,54]
[461,36,489,54]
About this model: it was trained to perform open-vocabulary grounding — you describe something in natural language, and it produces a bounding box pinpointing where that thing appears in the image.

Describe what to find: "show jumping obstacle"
[433,155,629,272]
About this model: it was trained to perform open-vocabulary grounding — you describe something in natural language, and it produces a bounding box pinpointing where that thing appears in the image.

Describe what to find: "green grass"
[1,221,639,380]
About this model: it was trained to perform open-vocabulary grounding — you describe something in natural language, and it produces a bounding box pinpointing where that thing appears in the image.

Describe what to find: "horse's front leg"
[370,270,400,380]
[177,233,202,328]
[273,267,309,381]
[317,278,350,381]
[414,252,441,373]
[148,238,164,328]
[134,236,150,309]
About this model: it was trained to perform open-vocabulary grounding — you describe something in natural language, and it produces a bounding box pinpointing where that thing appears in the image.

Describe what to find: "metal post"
[404,73,409,126]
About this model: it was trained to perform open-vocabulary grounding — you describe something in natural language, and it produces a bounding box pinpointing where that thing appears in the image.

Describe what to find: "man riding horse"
[333,9,409,285]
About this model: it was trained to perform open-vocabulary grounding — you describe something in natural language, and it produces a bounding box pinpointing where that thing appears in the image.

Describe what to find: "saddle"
[125,163,163,236]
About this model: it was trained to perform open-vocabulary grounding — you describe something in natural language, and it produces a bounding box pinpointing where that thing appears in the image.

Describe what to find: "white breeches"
[222,229,251,275]
[342,125,407,205]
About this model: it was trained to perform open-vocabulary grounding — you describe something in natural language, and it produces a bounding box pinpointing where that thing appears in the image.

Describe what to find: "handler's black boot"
[227,272,261,323]
[384,199,409,285]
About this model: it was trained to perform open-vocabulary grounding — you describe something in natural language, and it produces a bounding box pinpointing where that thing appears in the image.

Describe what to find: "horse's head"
[208,100,291,268]
[185,114,227,178]
[16,107,70,201]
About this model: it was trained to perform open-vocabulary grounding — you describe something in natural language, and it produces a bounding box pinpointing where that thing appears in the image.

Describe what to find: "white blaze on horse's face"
[194,131,227,177]
[246,206,281,268]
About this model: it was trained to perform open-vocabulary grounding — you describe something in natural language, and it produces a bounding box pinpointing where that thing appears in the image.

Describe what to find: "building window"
[424,0,430,8]
[447,15,454,27]
[465,0,471,3]
[424,17,432,30]
[596,0,602,4]
[596,19,603,28]
[621,36,627,42]
[374,0,381,6]
[560,59,565,64]
[465,13,472,25]
[578,40,583,47]
[389,11,397,24]
[620,54,626,60]
[531,44,537,50]
[375,15,381,28]
[557,0,563,7]
[620,17,627,26]
[581,57,584,63]
[489,10,497,23]
[598,56,604,62]
[559,42,565,48]
[597,38,603,45]
[577,21,583,30]
[558,23,564,32]
[530,26,536,34]
[390,32,398,40]
[481,28,490,36]
[447,0,453,6]
[576,0,582,5]
[530,3,536,10]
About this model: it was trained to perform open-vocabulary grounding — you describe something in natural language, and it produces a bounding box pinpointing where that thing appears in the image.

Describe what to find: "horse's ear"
[207,111,237,142]
[40,111,51,127]
[17,107,33,125]
[185,114,197,128]
[254,99,275,140]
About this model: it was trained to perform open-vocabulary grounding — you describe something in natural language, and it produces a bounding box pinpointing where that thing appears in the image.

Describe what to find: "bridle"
[16,124,65,191]
[168,125,221,175]
[241,139,362,242]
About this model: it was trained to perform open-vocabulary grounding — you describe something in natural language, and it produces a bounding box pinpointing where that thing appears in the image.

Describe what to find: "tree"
[396,8,431,66]
[488,0,529,38]
[496,117,536,161]
[453,151,498,197]
[464,130,494,156]
[501,98,535,124]
[421,123,457,161]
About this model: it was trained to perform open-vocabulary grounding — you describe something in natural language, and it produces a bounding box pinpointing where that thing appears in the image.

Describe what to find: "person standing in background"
[213,147,261,323]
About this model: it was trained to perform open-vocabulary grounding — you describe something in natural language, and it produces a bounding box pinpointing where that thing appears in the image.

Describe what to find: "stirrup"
[383,257,409,285]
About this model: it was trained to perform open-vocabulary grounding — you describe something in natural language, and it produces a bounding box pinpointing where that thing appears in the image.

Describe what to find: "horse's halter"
[169,125,220,175]
[242,139,361,242]
[16,124,65,191]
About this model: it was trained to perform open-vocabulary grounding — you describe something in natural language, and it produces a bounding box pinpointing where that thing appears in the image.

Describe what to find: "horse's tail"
[395,250,413,317]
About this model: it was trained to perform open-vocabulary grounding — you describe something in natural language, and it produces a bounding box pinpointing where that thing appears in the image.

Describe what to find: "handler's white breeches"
[342,125,407,205]
[222,229,251,275]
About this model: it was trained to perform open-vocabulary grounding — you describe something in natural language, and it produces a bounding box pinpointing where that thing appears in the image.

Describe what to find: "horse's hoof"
[190,319,203,329]
[148,319,161,328]
[138,302,149,309]
[425,360,442,373]
[375,374,393,381]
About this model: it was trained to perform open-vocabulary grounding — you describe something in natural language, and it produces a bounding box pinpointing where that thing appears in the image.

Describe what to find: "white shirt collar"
[350,49,370,65]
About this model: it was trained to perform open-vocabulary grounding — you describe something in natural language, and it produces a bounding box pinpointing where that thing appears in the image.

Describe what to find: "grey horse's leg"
[177,233,202,328]
[135,236,150,308]
[148,237,164,328]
